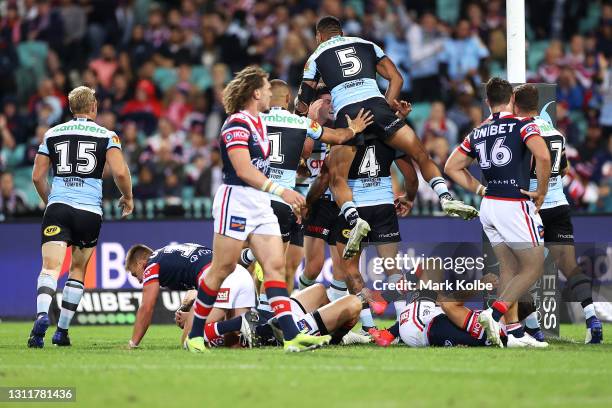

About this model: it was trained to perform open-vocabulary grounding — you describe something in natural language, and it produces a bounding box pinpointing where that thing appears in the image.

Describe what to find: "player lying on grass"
[393,293,548,348]
[124,242,259,348]
[176,283,371,348]
[296,16,479,260]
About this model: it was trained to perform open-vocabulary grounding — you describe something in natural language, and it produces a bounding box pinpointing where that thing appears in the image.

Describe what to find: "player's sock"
[204,317,243,345]
[328,279,348,301]
[428,177,451,200]
[189,280,218,339]
[524,311,541,330]
[240,248,256,266]
[264,280,299,340]
[506,321,525,338]
[490,300,508,322]
[381,273,404,303]
[359,306,376,330]
[298,274,316,290]
[388,321,400,338]
[461,310,485,339]
[583,302,596,321]
[258,293,271,312]
[57,279,84,332]
[340,201,359,227]
[36,272,57,316]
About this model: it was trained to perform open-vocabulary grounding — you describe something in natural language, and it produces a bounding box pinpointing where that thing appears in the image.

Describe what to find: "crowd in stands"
[1,0,611,220]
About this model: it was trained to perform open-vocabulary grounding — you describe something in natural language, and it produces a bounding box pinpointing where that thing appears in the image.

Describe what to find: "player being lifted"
[124,243,259,348]
[184,66,329,353]
[295,16,478,259]
[445,78,551,347]
[261,79,373,291]
[28,86,133,348]
[511,84,603,344]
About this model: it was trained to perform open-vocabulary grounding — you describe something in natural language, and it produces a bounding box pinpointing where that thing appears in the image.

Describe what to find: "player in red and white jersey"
[184,66,330,353]
[445,77,552,348]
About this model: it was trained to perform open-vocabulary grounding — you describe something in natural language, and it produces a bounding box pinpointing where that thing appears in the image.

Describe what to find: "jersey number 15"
[54,141,98,175]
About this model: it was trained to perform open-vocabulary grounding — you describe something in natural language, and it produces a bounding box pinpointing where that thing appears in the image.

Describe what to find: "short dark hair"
[513,84,539,112]
[485,77,513,107]
[315,84,330,99]
[316,16,342,35]
[125,244,153,270]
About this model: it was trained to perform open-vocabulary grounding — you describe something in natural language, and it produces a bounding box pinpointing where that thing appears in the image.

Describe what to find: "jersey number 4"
[336,47,362,77]
[474,137,512,169]
[359,145,380,177]
[54,141,98,175]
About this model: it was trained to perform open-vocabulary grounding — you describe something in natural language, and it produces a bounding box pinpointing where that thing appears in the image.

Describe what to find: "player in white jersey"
[28,86,133,348]
[184,66,330,353]
[513,85,603,344]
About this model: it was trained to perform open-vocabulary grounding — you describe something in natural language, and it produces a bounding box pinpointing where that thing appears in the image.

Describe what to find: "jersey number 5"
[336,47,362,77]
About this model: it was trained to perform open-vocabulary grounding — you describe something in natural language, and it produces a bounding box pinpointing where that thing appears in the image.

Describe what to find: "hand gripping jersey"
[458,112,541,199]
[261,107,323,201]
[303,35,387,116]
[142,243,213,290]
[219,111,270,186]
[37,117,122,215]
[528,116,569,209]
[348,138,404,207]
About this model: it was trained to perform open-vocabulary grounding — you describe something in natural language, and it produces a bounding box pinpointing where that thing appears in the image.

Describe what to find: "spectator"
[133,164,160,200]
[0,172,28,220]
[442,19,489,83]
[538,40,564,83]
[143,117,184,162]
[407,11,445,101]
[419,101,459,147]
[121,79,162,133]
[126,24,154,71]
[578,121,605,162]
[0,113,17,155]
[195,147,222,199]
[1,97,26,145]
[120,121,142,172]
[144,7,170,50]
[89,44,119,90]
[155,25,192,67]
[557,66,585,111]
[24,125,48,166]
[22,0,65,53]
[556,101,581,146]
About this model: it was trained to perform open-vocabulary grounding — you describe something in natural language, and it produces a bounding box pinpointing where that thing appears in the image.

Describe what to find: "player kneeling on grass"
[177,283,371,347]
[125,243,259,349]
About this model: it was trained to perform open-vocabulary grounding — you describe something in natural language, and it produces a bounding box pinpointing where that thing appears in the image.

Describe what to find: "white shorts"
[397,301,442,348]
[212,264,256,310]
[290,298,319,335]
[212,184,281,241]
[479,197,544,249]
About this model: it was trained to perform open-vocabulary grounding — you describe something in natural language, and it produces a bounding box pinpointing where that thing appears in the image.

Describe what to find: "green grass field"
[1,322,611,408]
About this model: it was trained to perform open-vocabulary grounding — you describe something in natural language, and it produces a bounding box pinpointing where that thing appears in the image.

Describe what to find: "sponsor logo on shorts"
[306,225,329,236]
[384,118,401,131]
[216,288,230,303]
[558,233,574,239]
[377,231,399,239]
[229,216,247,232]
[296,318,312,333]
[537,225,545,239]
[444,340,454,347]
[44,225,61,236]
[342,229,351,239]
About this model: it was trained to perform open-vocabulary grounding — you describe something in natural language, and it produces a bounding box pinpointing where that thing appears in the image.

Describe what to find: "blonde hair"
[124,244,153,271]
[222,66,268,114]
[68,86,96,114]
